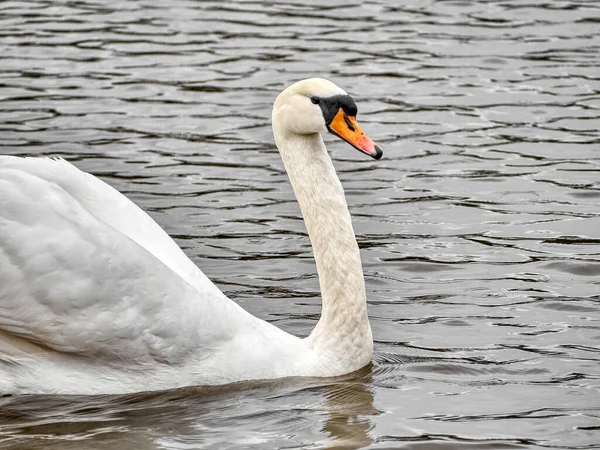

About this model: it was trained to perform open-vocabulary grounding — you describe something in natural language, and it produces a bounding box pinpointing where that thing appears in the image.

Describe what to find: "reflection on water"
[1,0,600,448]
[321,371,378,449]
[0,370,377,450]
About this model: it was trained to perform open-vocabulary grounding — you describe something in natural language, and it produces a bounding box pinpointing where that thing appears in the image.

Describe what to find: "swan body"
[0,78,382,394]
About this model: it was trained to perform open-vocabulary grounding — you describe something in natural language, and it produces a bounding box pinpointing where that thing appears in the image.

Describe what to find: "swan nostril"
[343,114,355,132]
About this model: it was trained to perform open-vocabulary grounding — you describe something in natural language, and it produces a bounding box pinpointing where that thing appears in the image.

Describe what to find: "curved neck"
[273,126,372,363]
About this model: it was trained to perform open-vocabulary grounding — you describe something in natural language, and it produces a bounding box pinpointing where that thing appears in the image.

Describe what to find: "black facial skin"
[311,93,383,160]
[311,94,358,126]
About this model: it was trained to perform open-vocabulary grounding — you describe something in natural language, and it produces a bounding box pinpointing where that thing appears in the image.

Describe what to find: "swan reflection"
[0,370,379,450]
[320,367,379,449]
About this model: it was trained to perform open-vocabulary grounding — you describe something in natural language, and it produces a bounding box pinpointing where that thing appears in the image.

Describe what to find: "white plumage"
[0,78,380,394]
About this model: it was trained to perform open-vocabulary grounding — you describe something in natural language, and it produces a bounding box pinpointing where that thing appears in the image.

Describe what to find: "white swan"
[0,78,382,395]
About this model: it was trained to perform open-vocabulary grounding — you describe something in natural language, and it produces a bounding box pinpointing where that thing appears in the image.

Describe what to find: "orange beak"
[327,108,382,160]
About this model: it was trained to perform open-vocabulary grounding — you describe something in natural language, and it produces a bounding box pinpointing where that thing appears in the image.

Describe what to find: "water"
[1,0,599,448]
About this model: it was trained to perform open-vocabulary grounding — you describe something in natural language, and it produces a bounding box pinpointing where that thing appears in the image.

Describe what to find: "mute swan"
[0,78,382,395]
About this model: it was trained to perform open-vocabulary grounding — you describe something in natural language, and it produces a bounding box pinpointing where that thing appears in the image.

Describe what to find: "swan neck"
[273,126,372,361]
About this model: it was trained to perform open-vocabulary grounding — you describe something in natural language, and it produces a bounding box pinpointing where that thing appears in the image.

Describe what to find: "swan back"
[0,157,302,393]
[0,157,216,295]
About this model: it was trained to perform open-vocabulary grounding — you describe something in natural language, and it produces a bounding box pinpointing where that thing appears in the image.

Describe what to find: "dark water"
[1,0,600,448]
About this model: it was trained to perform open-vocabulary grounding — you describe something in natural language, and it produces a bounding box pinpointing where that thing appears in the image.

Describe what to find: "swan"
[0,78,382,395]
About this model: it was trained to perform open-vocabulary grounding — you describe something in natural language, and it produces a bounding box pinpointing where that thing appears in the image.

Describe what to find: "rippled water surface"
[1,0,600,448]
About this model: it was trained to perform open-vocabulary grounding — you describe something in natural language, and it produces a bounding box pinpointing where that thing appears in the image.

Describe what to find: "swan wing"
[0,156,214,293]
[0,160,243,363]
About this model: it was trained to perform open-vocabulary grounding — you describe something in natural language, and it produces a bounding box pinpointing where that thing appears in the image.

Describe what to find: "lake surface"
[1,0,599,448]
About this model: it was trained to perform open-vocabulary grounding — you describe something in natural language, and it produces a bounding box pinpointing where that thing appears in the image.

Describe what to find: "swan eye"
[310,96,321,105]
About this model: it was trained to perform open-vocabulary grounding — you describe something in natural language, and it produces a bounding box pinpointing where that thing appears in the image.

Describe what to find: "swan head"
[273,78,383,159]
